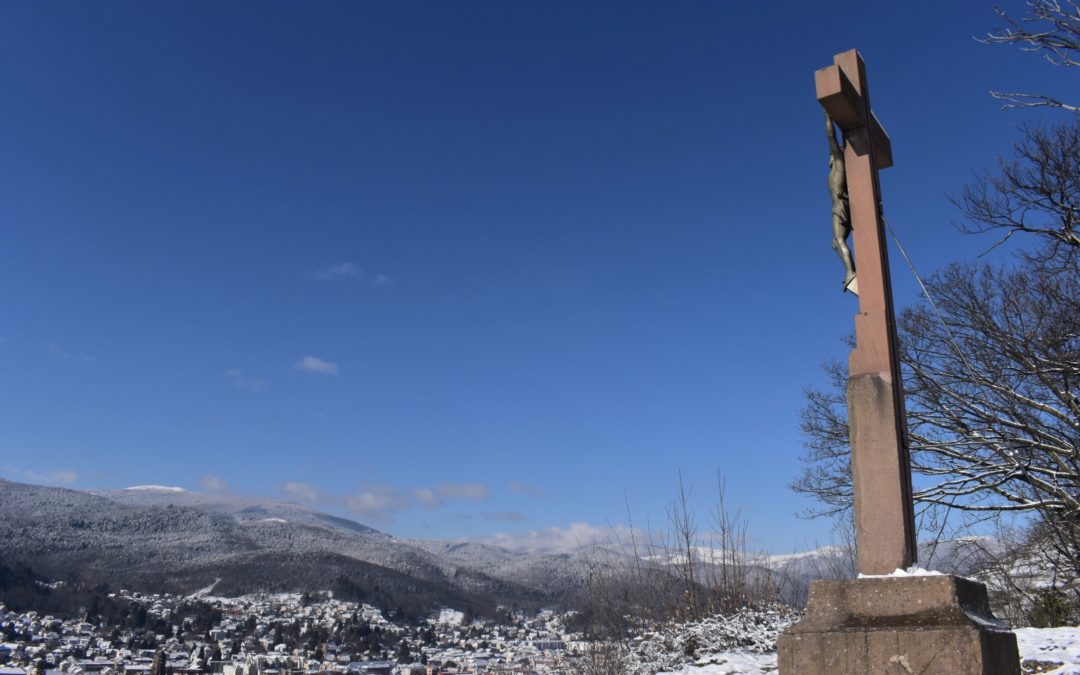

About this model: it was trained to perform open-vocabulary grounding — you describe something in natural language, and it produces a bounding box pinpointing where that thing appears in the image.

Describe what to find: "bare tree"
[954,119,1080,266]
[794,351,853,518]
[982,0,1080,112]
[566,642,632,675]
[795,1,1080,622]
[798,10,1080,597]
[574,472,783,640]
[794,260,1080,596]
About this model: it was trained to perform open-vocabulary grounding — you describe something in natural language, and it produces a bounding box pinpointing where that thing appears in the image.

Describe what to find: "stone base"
[777,575,1019,674]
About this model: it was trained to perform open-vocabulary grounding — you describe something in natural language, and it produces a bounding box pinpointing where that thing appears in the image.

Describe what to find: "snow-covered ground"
[1015,627,1080,675]
[653,626,1080,675]
[626,608,794,675]
[654,651,776,675]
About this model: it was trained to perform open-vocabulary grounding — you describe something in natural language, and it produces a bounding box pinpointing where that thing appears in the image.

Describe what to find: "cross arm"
[868,112,892,170]
[816,64,862,130]
[815,62,893,170]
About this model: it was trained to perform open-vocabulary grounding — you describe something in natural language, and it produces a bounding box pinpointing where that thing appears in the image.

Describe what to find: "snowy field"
[652,626,1080,675]
[1015,627,1080,675]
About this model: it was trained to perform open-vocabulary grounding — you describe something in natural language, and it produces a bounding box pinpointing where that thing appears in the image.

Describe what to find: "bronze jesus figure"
[826,112,857,293]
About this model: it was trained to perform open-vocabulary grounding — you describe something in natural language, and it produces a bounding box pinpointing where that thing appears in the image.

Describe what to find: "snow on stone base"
[653,626,1080,675]
[856,565,945,579]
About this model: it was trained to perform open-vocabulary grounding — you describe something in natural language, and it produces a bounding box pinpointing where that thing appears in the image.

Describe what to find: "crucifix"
[815,49,917,575]
[779,50,1019,674]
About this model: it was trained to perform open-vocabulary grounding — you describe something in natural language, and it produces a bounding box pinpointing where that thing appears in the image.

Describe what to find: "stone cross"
[779,51,1019,674]
[815,50,917,575]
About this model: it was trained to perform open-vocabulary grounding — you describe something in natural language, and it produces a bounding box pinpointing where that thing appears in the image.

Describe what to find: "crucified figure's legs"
[832,205,856,291]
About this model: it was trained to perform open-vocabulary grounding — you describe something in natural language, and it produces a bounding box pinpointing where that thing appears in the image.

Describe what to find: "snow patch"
[624,607,798,674]
[187,579,220,599]
[654,651,777,675]
[1015,626,1080,675]
[437,609,465,626]
[858,566,944,579]
[124,485,186,492]
[767,546,845,565]
[259,518,288,524]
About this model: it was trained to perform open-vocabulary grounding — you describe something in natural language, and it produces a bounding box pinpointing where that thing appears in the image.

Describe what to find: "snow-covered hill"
[0,478,555,615]
[0,477,1021,624]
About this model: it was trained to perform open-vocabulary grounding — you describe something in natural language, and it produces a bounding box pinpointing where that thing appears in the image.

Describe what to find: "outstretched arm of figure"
[825,111,841,156]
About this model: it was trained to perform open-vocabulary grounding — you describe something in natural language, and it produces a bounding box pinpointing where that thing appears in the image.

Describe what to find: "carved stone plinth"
[777,575,1020,674]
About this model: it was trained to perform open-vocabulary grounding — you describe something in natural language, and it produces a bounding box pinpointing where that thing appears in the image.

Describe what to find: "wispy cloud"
[314,262,361,281]
[490,511,530,523]
[414,482,490,509]
[507,480,544,496]
[47,341,98,363]
[294,356,339,375]
[313,262,393,287]
[2,466,79,486]
[34,469,79,485]
[413,488,441,508]
[280,481,331,504]
[199,474,229,493]
[346,486,410,522]
[224,368,267,392]
[279,480,490,522]
[483,522,635,554]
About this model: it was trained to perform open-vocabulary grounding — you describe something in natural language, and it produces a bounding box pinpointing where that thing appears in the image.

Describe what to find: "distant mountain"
[99,485,385,536]
[0,479,1002,619]
[0,479,566,618]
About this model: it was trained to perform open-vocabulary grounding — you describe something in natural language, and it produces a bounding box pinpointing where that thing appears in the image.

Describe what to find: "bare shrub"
[574,472,787,641]
[565,641,632,675]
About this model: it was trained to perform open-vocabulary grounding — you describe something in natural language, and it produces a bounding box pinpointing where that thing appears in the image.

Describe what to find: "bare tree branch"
[953,119,1080,268]
[978,1,1080,110]
[982,1,1080,65]
[794,262,1080,586]
[990,90,1080,112]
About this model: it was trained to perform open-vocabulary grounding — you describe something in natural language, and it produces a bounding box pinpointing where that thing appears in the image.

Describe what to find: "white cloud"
[345,485,410,522]
[224,368,267,392]
[59,470,79,484]
[413,482,490,509]
[47,342,69,359]
[314,262,361,281]
[483,522,636,554]
[413,488,441,508]
[281,481,421,521]
[279,480,489,520]
[294,356,339,375]
[439,482,489,500]
[313,262,394,288]
[200,474,228,493]
[507,480,544,496]
[490,511,530,523]
[281,481,330,504]
[5,467,79,486]
[47,341,98,363]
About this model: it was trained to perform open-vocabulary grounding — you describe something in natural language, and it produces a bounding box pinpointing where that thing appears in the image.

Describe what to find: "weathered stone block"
[777,575,1020,674]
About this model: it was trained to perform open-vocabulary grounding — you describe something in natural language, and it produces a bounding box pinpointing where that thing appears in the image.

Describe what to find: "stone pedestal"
[777,575,1020,674]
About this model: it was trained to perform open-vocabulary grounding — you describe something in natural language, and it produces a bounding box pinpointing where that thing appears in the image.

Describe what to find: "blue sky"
[0,1,1069,552]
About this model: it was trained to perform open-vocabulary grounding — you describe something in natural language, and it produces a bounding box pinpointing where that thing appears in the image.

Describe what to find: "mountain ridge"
[0,478,998,619]
[0,478,565,617]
